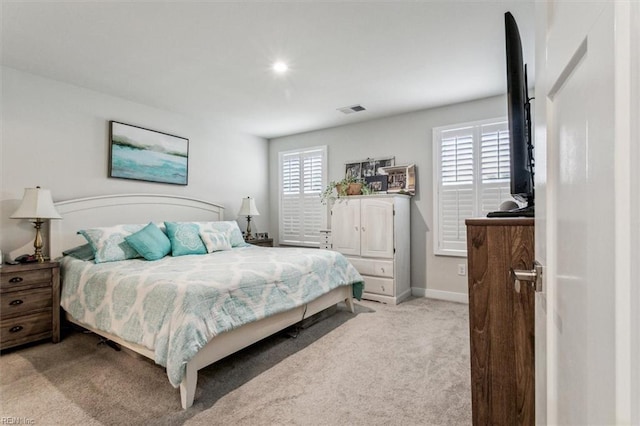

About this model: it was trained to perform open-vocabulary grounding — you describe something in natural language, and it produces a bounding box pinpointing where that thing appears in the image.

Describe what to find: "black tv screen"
[502,12,534,215]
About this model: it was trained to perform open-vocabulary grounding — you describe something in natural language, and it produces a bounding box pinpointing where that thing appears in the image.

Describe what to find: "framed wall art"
[380,164,416,195]
[365,175,388,193]
[345,156,395,180]
[109,121,189,185]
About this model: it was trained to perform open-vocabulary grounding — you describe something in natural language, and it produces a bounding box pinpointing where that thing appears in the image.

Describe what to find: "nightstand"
[248,238,274,247]
[319,229,332,250]
[0,261,60,350]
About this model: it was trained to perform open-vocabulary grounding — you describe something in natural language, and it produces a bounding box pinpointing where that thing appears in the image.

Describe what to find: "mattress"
[60,246,363,386]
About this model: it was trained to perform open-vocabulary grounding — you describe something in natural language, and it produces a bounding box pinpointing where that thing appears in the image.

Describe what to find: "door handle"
[511,261,543,292]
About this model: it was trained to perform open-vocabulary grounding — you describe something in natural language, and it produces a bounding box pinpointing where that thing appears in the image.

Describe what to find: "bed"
[50,194,363,409]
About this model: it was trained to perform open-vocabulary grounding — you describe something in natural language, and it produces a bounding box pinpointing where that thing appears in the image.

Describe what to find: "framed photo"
[345,162,362,180]
[345,156,394,179]
[365,175,388,193]
[380,164,416,195]
[109,121,189,185]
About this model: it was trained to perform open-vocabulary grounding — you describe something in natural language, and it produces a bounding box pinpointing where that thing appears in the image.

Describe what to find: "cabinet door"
[360,198,394,258]
[330,199,361,256]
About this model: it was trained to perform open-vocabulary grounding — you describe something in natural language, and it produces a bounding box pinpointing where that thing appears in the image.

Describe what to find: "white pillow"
[199,229,232,253]
[78,224,145,263]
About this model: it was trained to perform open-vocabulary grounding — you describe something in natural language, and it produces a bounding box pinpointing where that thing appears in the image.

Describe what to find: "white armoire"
[330,194,410,304]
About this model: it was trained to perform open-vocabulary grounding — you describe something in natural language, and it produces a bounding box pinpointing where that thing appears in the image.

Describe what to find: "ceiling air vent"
[337,104,367,115]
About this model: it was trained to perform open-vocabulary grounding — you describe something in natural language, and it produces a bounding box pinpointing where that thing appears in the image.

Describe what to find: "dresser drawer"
[363,276,394,296]
[0,268,51,290]
[0,310,52,349]
[347,258,394,278]
[0,288,52,320]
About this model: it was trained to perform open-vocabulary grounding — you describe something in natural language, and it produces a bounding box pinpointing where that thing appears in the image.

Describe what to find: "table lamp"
[238,197,260,240]
[11,187,62,263]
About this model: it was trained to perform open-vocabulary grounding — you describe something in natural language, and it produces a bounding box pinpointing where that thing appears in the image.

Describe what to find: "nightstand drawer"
[0,268,51,290]
[0,311,52,348]
[0,288,52,320]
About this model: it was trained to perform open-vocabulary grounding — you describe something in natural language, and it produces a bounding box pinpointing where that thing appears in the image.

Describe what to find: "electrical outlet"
[457,264,466,276]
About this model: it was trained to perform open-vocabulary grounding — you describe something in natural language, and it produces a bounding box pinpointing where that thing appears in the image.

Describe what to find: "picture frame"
[345,156,395,180]
[345,162,362,180]
[109,121,189,185]
[380,164,416,195]
[365,175,388,193]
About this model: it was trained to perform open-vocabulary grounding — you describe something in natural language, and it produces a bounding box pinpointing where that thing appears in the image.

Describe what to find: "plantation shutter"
[437,127,475,253]
[434,119,513,256]
[279,146,327,246]
[480,123,512,215]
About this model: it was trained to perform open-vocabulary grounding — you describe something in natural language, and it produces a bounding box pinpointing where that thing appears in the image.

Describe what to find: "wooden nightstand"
[0,261,60,350]
[248,238,274,247]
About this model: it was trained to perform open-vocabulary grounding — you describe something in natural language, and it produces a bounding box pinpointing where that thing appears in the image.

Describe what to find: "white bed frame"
[50,194,355,409]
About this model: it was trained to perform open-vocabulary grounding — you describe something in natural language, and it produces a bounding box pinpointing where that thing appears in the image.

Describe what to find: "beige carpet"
[0,297,471,425]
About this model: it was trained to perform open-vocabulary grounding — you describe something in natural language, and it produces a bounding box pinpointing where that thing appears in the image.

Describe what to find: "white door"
[360,198,394,259]
[536,2,638,424]
[330,198,360,256]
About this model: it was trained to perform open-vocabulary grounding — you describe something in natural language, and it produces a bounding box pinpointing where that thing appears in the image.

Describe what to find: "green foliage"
[320,176,364,205]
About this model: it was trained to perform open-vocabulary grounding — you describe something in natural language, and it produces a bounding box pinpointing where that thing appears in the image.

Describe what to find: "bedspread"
[60,246,363,386]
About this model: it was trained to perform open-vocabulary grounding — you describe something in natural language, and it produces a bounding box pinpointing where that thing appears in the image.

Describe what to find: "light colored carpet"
[0,297,471,425]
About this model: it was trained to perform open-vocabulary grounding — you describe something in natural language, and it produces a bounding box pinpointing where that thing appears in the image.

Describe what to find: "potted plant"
[320,176,364,205]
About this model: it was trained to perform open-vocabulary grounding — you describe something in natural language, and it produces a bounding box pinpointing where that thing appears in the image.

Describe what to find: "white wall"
[269,95,507,298]
[0,67,269,256]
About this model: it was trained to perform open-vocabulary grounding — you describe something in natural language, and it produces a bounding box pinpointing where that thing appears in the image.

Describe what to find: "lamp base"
[32,219,46,263]
[245,215,253,241]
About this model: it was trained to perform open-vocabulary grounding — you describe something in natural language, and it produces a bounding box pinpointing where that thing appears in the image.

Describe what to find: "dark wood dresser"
[0,261,60,350]
[466,218,535,426]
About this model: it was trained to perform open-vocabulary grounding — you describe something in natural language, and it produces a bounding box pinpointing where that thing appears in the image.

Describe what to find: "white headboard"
[50,194,224,259]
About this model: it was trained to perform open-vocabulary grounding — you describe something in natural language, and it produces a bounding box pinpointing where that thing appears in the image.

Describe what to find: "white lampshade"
[238,197,260,217]
[11,187,62,220]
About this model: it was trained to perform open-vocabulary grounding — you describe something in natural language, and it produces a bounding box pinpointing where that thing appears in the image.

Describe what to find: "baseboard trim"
[411,288,468,304]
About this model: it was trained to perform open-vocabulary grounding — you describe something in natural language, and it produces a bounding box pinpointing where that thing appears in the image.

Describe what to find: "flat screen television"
[488,11,534,218]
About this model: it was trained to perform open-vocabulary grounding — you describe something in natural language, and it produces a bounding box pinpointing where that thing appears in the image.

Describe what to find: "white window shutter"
[480,122,513,215]
[279,146,327,247]
[434,119,515,256]
[439,185,474,253]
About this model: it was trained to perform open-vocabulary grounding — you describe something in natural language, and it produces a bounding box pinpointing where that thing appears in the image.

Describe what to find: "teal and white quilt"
[60,246,363,387]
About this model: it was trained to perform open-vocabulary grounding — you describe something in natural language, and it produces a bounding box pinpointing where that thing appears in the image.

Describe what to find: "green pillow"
[124,222,171,261]
[62,243,95,261]
[164,221,207,256]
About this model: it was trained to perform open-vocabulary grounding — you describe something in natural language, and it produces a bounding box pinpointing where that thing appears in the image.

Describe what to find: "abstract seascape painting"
[109,121,189,185]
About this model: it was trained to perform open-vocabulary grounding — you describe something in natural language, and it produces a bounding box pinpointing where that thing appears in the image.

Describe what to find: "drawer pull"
[9,277,23,283]
[9,326,23,333]
[9,299,23,306]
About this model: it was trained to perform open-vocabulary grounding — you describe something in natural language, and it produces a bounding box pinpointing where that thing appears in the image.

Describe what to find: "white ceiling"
[1,1,535,139]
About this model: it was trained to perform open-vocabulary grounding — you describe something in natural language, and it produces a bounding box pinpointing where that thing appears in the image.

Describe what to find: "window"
[279,146,327,247]
[433,118,514,256]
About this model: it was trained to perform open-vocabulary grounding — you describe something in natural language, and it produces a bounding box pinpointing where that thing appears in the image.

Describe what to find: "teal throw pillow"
[124,222,171,261]
[164,221,207,256]
[62,243,95,261]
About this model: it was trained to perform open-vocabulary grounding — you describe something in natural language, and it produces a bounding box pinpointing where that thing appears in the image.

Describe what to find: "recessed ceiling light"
[272,61,289,74]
